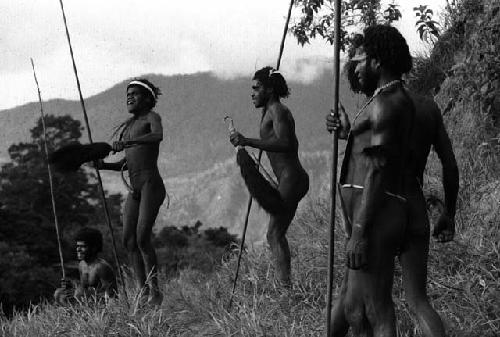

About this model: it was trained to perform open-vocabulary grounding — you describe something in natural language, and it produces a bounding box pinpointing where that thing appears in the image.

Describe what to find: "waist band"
[340,184,406,202]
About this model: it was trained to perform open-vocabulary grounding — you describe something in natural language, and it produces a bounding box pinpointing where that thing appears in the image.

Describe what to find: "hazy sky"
[2,0,446,111]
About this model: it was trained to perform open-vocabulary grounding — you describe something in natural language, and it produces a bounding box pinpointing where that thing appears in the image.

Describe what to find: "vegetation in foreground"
[1,1,499,336]
[1,194,498,336]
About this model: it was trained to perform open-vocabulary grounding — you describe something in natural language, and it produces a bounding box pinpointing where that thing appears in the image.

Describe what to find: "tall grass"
[1,192,498,336]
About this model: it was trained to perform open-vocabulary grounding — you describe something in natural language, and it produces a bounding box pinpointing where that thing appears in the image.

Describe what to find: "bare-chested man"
[230,67,309,287]
[323,25,417,336]
[54,227,116,304]
[98,79,165,305]
[326,32,459,337]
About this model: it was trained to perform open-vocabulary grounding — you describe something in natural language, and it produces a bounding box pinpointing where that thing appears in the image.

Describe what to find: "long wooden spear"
[326,0,342,335]
[227,0,296,310]
[30,58,66,281]
[56,0,126,298]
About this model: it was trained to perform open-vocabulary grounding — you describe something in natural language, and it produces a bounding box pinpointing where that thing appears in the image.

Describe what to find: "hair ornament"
[269,68,281,77]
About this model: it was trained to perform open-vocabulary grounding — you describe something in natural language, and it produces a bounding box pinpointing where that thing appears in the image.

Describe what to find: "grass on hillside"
[1,196,498,337]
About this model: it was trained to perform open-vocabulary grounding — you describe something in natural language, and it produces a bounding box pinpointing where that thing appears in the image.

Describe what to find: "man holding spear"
[327,32,459,337]
[230,67,309,288]
[54,227,116,304]
[325,25,415,336]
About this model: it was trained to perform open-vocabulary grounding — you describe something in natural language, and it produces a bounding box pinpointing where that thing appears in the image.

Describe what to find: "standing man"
[229,67,309,287]
[325,25,415,336]
[326,30,459,336]
[54,227,116,304]
[98,78,165,306]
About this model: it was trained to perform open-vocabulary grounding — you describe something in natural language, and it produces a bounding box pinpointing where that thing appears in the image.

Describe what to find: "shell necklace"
[351,79,402,127]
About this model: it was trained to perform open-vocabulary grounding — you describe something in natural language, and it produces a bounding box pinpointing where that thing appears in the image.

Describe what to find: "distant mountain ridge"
[1,70,359,241]
[0,71,359,177]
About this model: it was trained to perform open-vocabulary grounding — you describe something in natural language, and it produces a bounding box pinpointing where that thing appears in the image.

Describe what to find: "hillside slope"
[0,71,359,177]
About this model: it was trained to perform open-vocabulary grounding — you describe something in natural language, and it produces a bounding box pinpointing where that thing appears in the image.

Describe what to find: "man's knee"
[344,296,365,329]
[365,295,394,326]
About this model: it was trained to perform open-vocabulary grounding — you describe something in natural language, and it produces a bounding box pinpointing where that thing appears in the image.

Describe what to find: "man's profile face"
[353,47,378,95]
[127,86,152,113]
[251,80,269,108]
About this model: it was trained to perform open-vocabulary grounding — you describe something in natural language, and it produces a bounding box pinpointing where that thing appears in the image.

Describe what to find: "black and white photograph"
[0,0,498,336]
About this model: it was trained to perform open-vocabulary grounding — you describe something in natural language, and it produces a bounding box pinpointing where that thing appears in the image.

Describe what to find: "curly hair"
[253,66,290,98]
[362,25,412,76]
[75,227,103,253]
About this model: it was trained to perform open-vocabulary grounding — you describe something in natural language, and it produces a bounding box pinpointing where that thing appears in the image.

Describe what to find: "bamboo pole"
[325,0,342,335]
[30,58,66,281]
[56,0,126,299]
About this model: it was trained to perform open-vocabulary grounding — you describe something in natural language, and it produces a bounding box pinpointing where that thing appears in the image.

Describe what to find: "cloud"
[1,0,446,110]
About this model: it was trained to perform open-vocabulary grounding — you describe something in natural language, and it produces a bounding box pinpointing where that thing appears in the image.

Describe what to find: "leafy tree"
[154,221,238,276]
[0,115,123,314]
[414,5,440,44]
[290,0,438,49]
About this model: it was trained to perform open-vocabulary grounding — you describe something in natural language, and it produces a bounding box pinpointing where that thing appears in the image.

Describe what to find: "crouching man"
[54,227,116,304]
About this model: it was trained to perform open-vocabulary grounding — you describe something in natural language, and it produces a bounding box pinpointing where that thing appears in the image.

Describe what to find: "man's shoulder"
[268,102,291,119]
[411,93,440,112]
[147,111,162,121]
[370,88,412,129]
[95,258,113,270]
[409,92,442,126]
[94,259,115,278]
[371,92,402,120]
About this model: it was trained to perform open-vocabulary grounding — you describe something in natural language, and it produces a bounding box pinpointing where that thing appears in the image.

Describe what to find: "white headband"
[128,80,156,99]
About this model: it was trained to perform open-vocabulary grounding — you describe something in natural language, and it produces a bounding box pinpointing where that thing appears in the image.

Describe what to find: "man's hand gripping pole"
[224,116,278,188]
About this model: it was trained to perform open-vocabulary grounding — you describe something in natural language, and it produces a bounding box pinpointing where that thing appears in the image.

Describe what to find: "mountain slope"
[1,70,358,242]
[0,71,359,177]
